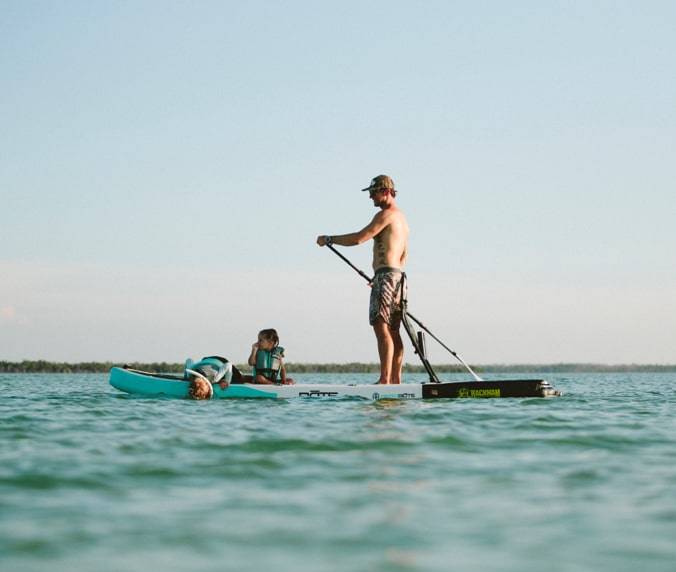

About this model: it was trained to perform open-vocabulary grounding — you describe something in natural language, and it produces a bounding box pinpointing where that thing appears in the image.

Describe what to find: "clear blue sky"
[2,1,674,364]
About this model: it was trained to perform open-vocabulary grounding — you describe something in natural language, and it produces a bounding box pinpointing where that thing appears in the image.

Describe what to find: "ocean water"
[1,372,675,572]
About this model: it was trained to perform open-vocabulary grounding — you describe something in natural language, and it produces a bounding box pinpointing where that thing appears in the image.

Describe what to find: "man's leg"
[373,319,394,384]
[390,327,404,384]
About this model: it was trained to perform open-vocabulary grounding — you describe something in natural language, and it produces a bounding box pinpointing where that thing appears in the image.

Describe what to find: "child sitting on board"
[238,328,294,385]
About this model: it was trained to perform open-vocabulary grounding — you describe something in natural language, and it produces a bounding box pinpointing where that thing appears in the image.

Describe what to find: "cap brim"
[360,186,373,192]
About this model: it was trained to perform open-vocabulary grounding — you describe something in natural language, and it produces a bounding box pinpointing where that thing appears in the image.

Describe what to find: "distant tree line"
[2,360,676,373]
[286,362,676,373]
[0,361,183,373]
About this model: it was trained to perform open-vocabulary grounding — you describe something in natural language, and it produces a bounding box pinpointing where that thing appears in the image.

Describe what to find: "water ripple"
[1,372,675,572]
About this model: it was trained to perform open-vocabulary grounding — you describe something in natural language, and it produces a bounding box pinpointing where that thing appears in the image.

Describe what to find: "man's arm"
[317,211,389,247]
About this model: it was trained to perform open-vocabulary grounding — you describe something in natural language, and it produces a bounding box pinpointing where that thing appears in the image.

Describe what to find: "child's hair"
[258,328,279,347]
[188,376,213,400]
[258,328,279,346]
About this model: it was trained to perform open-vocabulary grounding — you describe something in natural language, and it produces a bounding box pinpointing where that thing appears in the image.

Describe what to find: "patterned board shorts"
[369,268,406,329]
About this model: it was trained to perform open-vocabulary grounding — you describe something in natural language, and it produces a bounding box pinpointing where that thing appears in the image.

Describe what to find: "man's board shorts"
[369,267,406,329]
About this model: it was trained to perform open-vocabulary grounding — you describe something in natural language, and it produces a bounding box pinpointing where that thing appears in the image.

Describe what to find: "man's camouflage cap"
[360,175,395,192]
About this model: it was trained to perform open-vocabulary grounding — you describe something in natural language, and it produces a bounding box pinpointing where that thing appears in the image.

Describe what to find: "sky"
[1,1,675,365]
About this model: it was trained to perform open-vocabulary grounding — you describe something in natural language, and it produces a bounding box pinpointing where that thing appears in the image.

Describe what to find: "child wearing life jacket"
[185,355,239,399]
[245,328,294,385]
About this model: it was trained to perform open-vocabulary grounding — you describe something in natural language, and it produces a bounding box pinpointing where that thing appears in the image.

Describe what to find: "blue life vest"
[252,347,284,381]
[185,355,232,384]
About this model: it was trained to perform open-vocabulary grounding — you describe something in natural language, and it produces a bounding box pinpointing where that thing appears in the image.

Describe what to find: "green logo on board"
[457,387,501,398]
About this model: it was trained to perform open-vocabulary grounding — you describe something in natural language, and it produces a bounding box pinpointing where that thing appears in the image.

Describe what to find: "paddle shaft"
[404,310,483,382]
[327,244,373,284]
[325,244,483,381]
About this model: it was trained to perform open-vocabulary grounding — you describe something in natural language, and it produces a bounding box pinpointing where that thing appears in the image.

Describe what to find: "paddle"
[326,243,374,285]
[325,243,483,382]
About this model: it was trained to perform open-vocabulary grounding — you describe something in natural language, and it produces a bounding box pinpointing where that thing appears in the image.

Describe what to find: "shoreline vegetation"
[1,361,676,374]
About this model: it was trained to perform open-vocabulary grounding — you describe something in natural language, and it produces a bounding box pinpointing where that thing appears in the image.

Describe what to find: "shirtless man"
[317,175,409,384]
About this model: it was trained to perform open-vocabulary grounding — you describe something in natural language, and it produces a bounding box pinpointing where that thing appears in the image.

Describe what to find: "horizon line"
[2,360,676,373]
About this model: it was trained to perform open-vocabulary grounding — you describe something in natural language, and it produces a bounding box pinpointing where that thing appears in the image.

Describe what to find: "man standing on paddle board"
[317,175,409,384]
